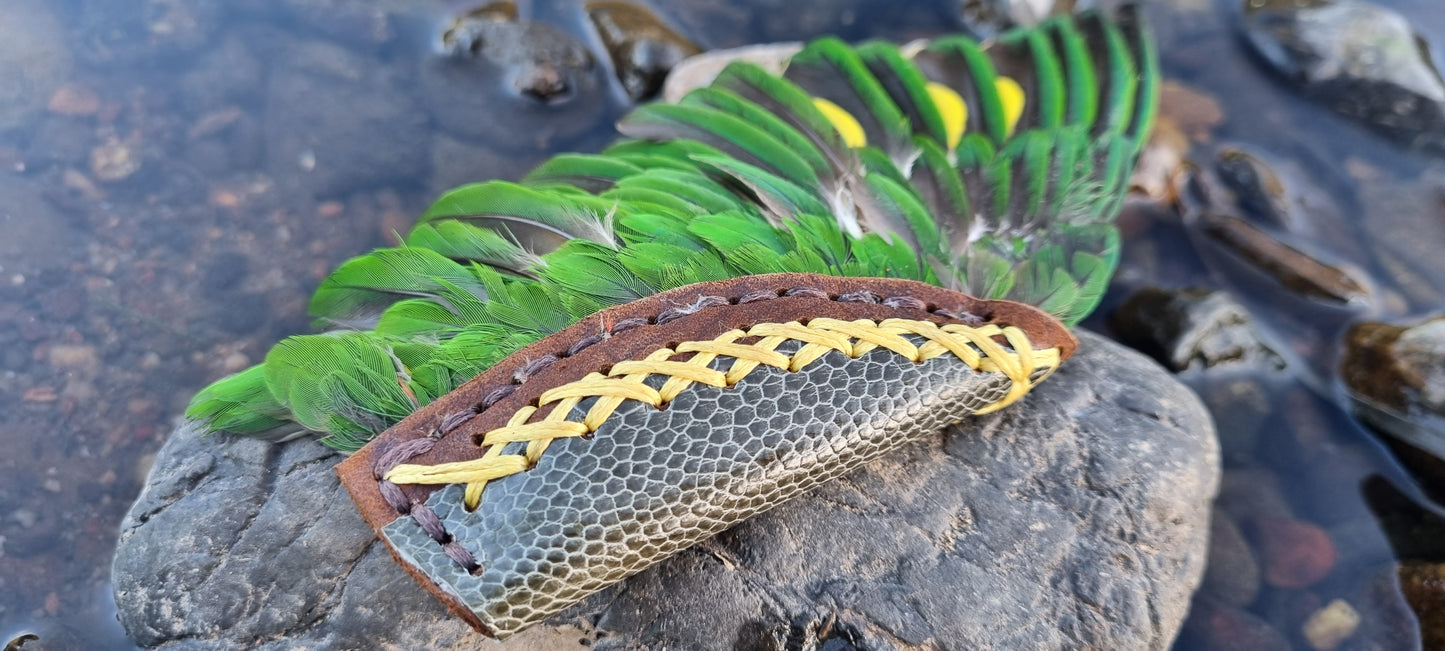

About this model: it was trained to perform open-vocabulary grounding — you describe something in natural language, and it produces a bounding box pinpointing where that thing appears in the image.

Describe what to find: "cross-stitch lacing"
[385,316,1059,510]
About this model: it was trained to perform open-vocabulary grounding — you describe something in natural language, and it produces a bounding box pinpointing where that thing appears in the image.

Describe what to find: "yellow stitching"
[384,317,1062,510]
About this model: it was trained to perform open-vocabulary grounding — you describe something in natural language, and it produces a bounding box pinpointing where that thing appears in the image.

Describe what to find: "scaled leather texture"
[382,338,1033,637]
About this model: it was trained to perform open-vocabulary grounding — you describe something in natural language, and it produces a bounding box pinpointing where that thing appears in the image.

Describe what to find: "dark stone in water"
[1241,0,1445,153]
[1197,212,1368,304]
[420,5,609,150]
[1341,316,1445,480]
[1399,561,1445,650]
[587,1,702,101]
[1110,287,1285,372]
[1213,148,1292,230]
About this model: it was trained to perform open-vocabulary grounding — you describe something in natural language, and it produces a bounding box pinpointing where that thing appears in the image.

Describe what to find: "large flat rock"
[112,331,1219,650]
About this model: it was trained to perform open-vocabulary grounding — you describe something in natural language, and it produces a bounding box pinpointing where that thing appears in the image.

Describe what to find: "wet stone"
[420,8,608,150]
[1212,148,1292,230]
[1341,316,1445,460]
[1110,287,1285,372]
[1242,0,1445,153]
[111,332,1219,649]
[1196,212,1369,305]
[587,1,702,101]
[1399,561,1445,650]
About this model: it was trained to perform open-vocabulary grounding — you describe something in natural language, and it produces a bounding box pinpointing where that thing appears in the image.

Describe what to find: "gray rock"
[112,331,1218,650]
[1241,0,1445,152]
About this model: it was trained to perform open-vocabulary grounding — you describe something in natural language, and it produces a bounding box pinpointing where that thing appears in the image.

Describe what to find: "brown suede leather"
[334,273,1075,633]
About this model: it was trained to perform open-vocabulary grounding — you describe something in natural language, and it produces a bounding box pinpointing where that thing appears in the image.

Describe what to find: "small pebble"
[1256,518,1337,589]
[1301,599,1360,650]
[317,200,344,218]
[47,85,100,116]
[47,344,98,370]
[12,509,36,528]
[221,352,250,372]
[90,136,141,181]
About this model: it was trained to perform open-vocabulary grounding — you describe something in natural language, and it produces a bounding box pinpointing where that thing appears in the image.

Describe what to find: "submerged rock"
[1196,212,1369,305]
[1241,0,1445,152]
[1342,316,1445,461]
[419,6,610,152]
[1400,561,1445,650]
[1110,287,1285,372]
[112,332,1218,649]
[587,2,702,101]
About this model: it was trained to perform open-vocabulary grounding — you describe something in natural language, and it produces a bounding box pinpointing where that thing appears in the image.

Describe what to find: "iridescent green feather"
[186,8,1159,450]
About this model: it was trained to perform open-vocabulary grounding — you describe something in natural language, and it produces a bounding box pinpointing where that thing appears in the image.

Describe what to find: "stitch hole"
[597,364,613,375]
[469,564,485,577]
[925,303,938,312]
[727,296,740,305]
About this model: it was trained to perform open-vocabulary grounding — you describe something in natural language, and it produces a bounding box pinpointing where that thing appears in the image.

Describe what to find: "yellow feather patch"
[812,97,867,148]
[925,82,967,150]
[995,76,1025,137]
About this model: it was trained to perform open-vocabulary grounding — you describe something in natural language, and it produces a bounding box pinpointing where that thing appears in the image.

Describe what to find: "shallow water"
[0,0,1441,649]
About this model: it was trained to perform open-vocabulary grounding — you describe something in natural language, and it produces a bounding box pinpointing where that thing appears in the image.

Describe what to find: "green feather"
[618,103,821,191]
[522,154,644,193]
[309,247,488,330]
[188,9,1160,448]
[785,37,912,159]
[185,365,291,436]
[916,36,1009,143]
